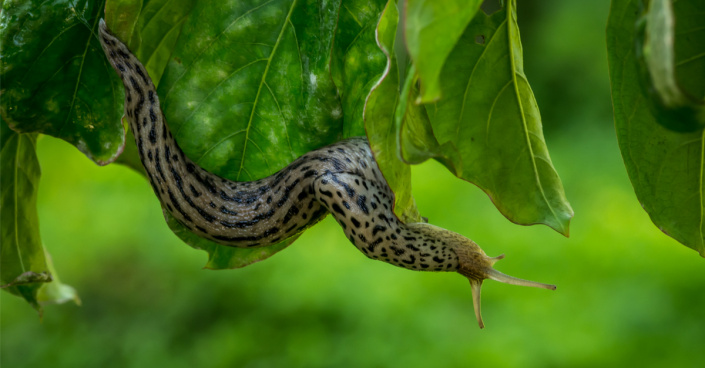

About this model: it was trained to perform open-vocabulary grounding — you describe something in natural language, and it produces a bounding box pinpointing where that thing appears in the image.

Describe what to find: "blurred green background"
[3,0,705,367]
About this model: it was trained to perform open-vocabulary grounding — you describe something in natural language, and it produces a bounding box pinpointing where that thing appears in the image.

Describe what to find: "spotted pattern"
[98,20,460,273]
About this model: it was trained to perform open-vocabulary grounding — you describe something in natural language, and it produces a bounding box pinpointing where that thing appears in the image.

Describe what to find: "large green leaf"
[0,118,79,311]
[401,1,572,235]
[147,0,345,268]
[608,0,705,255]
[404,0,482,103]
[158,0,343,179]
[331,0,387,137]
[364,0,420,223]
[0,0,125,165]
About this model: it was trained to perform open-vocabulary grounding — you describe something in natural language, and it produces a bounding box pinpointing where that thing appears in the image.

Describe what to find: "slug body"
[98,20,554,328]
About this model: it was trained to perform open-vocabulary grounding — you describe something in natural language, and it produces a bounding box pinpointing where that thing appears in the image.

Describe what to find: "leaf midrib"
[57,13,102,136]
[236,0,298,180]
[506,0,565,233]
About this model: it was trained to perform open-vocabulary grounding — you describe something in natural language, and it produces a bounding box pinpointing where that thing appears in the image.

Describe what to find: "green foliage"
[0,0,573,275]
[404,0,482,103]
[0,0,125,165]
[0,118,79,311]
[607,0,705,255]
[401,2,573,235]
[5,0,703,319]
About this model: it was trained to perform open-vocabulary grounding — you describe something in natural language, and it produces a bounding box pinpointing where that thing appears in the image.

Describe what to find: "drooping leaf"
[608,0,705,255]
[330,0,387,137]
[0,0,125,165]
[0,118,78,310]
[150,0,344,268]
[364,0,420,223]
[404,1,572,235]
[404,0,482,103]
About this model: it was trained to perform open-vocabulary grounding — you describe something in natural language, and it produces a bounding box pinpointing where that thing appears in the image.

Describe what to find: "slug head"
[408,223,556,329]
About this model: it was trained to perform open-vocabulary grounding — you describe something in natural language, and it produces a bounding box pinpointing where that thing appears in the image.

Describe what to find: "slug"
[98,19,555,328]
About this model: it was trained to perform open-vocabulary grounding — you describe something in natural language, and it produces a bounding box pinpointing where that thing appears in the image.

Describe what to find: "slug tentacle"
[98,19,554,328]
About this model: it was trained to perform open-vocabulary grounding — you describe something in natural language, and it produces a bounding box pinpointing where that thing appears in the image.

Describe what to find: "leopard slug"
[98,19,555,328]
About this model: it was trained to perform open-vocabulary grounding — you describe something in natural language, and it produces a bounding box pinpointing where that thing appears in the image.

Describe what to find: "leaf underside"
[0,0,125,165]
[399,2,573,235]
[608,0,705,255]
[1,118,79,310]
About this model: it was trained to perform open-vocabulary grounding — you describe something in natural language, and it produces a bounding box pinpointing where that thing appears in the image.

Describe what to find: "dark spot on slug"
[331,203,345,216]
[372,225,386,236]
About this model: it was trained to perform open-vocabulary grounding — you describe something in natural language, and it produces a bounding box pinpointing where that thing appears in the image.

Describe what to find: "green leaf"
[608,0,705,255]
[670,0,705,101]
[0,0,125,165]
[635,0,705,132]
[150,0,344,268]
[330,0,387,137]
[130,0,198,86]
[395,64,459,171]
[158,0,343,180]
[1,117,48,309]
[404,0,482,103]
[364,0,420,223]
[0,118,78,310]
[406,2,572,235]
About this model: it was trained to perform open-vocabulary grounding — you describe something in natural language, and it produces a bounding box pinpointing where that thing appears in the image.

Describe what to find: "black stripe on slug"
[372,225,386,236]
[220,206,237,215]
[357,195,369,214]
[212,226,279,243]
[331,203,345,216]
[282,205,300,224]
[402,255,416,265]
[330,174,355,197]
[154,148,166,182]
[167,188,192,223]
[277,178,300,207]
[135,65,149,84]
[189,184,201,197]
[219,208,276,228]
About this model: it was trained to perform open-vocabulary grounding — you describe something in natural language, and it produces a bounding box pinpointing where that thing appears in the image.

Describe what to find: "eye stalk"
[454,239,556,329]
[407,223,556,329]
